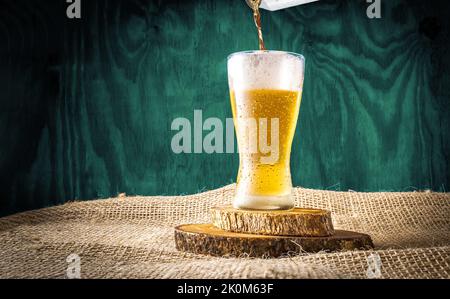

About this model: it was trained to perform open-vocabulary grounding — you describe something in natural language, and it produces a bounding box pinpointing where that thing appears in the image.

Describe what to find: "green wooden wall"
[0,0,449,216]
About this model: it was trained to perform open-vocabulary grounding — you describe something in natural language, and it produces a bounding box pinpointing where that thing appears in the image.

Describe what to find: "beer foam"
[228,51,304,91]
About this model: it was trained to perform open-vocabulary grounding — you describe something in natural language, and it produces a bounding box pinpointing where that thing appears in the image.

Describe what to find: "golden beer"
[228,51,304,210]
[231,89,301,195]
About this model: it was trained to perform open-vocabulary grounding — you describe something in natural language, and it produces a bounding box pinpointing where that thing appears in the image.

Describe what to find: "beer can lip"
[227,50,305,61]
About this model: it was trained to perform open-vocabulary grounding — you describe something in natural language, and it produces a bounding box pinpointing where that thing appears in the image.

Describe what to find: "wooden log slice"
[211,206,334,236]
[174,224,374,257]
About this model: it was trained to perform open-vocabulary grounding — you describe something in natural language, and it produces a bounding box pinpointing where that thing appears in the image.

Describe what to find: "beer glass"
[228,50,305,210]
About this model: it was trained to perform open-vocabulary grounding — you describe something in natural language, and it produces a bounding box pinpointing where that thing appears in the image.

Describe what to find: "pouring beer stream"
[246,0,266,50]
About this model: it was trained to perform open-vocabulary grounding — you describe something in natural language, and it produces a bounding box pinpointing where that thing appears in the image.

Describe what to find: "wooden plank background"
[0,0,448,215]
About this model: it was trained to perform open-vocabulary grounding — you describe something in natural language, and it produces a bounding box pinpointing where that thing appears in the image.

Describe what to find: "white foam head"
[227,50,304,91]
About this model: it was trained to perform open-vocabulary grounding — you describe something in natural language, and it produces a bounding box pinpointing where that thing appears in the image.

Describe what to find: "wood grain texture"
[211,206,334,236]
[175,224,374,257]
[0,0,449,216]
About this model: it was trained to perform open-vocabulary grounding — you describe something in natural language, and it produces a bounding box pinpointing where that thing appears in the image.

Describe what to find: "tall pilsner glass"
[228,51,305,210]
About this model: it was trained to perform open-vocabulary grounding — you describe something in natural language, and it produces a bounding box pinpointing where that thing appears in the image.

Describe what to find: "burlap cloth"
[0,184,449,279]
